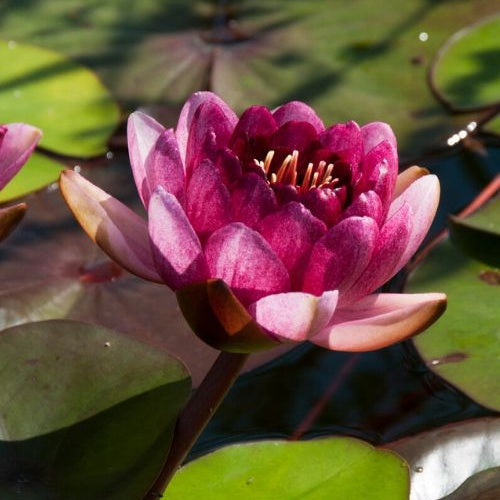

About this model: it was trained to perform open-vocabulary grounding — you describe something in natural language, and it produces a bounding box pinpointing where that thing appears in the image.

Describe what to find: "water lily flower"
[0,123,42,241]
[60,92,446,352]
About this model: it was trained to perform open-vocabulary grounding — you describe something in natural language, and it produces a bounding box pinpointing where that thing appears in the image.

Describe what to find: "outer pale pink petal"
[127,111,165,207]
[341,190,383,226]
[248,290,338,342]
[303,216,379,295]
[311,292,447,351]
[0,124,41,190]
[393,165,429,199]
[231,173,277,228]
[389,174,440,270]
[59,170,162,282]
[256,202,326,288]
[176,91,238,163]
[204,223,290,305]
[361,121,397,154]
[272,101,325,133]
[148,187,208,289]
[342,202,412,304]
[144,128,185,206]
[186,159,232,238]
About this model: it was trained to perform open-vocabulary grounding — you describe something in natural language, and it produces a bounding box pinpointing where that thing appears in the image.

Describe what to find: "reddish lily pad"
[164,438,409,499]
[449,194,500,267]
[0,1,499,158]
[405,237,500,411]
[0,159,291,385]
[0,319,191,499]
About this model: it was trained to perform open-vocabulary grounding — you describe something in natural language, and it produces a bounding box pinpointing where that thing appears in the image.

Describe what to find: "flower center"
[254,150,339,192]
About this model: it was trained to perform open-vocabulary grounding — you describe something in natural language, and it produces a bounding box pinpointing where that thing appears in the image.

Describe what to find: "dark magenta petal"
[256,202,326,289]
[272,101,324,133]
[303,216,379,295]
[148,187,209,290]
[186,100,236,179]
[231,172,277,229]
[144,128,185,207]
[228,106,277,165]
[272,183,299,206]
[342,202,412,304]
[341,190,383,226]
[319,121,362,177]
[213,148,242,187]
[300,188,342,226]
[204,223,290,305]
[176,91,237,163]
[186,159,232,239]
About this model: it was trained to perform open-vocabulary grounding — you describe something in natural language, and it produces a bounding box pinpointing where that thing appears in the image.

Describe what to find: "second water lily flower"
[0,123,42,241]
[60,92,446,352]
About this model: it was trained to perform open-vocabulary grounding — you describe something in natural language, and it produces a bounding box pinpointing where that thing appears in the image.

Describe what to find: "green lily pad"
[431,15,500,111]
[0,152,64,203]
[388,418,500,500]
[483,112,500,135]
[0,319,191,499]
[0,1,499,159]
[405,238,500,411]
[0,38,120,157]
[164,438,409,499]
[449,194,500,267]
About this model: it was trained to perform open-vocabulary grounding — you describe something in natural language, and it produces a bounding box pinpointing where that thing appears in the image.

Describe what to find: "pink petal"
[231,172,277,228]
[59,170,161,282]
[127,111,165,207]
[185,100,237,179]
[341,190,383,226]
[0,123,41,190]
[270,121,318,157]
[300,187,342,227]
[187,159,232,239]
[176,91,237,164]
[342,202,412,304]
[256,202,326,288]
[148,187,208,289]
[311,292,447,351]
[361,121,397,154]
[204,223,290,305]
[393,165,429,199]
[248,290,338,342]
[303,216,379,295]
[272,101,325,133]
[389,174,440,270]
[213,148,242,186]
[144,128,185,206]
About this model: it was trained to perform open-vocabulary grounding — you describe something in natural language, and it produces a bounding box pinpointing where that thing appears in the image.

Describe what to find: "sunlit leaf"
[164,438,409,499]
[0,39,120,157]
[0,320,191,499]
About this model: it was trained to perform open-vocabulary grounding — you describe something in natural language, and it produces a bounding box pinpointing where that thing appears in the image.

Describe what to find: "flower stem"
[144,351,250,498]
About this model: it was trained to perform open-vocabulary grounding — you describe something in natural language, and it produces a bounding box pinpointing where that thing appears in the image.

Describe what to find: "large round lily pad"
[164,438,409,499]
[405,237,500,411]
[0,0,499,159]
[0,320,191,499]
[431,15,500,111]
[0,38,120,157]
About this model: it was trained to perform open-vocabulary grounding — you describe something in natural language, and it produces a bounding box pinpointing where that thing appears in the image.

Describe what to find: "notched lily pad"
[431,15,500,111]
[0,38,120,157]
[449,193,500,267]
[0,319,191,499]
[405,237,500,411]
[164,437,409,499]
